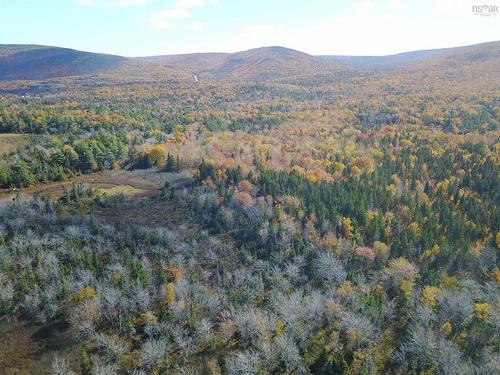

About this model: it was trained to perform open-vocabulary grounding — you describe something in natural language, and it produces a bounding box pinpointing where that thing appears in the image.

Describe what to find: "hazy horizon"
[3,39,499,59]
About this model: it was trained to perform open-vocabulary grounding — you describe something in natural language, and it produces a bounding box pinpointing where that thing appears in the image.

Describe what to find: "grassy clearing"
[0,319,82,375]
[97,184,145,196]
[0,169,166,203]
[0,133,31,155]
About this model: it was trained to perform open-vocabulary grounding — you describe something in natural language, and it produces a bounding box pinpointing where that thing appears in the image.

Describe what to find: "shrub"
[420,286,441,308]
[315,251,347,284]
[341,217,354,238]
[355,246,376,263]
[233,307,276,345]
[373,241,388,255]
[141,338,169,370]
[91,355,119,375]
[147,145,167,167]
[474,302,491,321]
[394,325,437,371]
[385,257,419,296]
[438,290,473,327]
[10,159,36,187]
[51,354,75,375]
[440,322,452,336]
[95,333,129,363]
[164,282,175,306]
[72,286,97,303]
[274,333,303,371]
[226,351,261,375]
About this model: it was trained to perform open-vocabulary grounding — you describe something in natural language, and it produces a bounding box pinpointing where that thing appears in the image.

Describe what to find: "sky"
[0,0,499,56]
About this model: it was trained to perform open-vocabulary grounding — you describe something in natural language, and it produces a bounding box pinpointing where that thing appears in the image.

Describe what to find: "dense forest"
[0,41,498,374]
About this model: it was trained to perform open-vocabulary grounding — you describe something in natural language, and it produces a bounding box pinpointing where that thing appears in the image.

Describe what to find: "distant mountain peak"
[137,45,341,81]
[242,46,310,54]
[0,41,498,81]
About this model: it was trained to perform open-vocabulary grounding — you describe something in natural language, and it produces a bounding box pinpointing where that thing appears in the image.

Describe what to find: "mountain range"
[0,41,498,81]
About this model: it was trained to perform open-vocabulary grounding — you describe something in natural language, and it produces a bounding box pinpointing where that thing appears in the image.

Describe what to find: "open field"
[0,319,83,375]
[0,168,182,206]
[0,133,31,155]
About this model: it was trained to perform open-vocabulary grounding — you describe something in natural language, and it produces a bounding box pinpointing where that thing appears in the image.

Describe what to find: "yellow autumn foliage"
[441,275,458,289]
[341,217,354,239]
[274,320,286,336]
[72,286,97,303]
[148,145,167,166]
[373,241,389,255]
[338,281,354,297]
[440,322,452,335]
[491,269,500,283]
[421,285,441,308]
[165,282,176,306]
[474,303,491,321]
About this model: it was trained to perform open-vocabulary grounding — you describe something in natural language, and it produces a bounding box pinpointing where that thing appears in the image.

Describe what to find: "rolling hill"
[0,44,54,57]
[320,40,500,69]
[0,45,126,80]
[140,46,347,81]
[0,45,346,82]
[207,46,344,80]
[141,52,228,72]
[0,41,499,82]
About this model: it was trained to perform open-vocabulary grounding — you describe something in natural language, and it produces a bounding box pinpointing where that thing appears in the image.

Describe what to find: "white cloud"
[211,0,500,55]
[176,0,218,8]
[352,0,376,13]
[76,0,149,7]
[296,0,500,55]
[150,0,218,29]
[183,22,205,30]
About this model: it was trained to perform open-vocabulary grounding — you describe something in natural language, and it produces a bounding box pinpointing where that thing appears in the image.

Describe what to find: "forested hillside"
[0,41,498,374]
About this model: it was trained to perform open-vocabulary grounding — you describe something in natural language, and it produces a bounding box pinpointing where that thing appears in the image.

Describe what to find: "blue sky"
[1,0,498,56]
